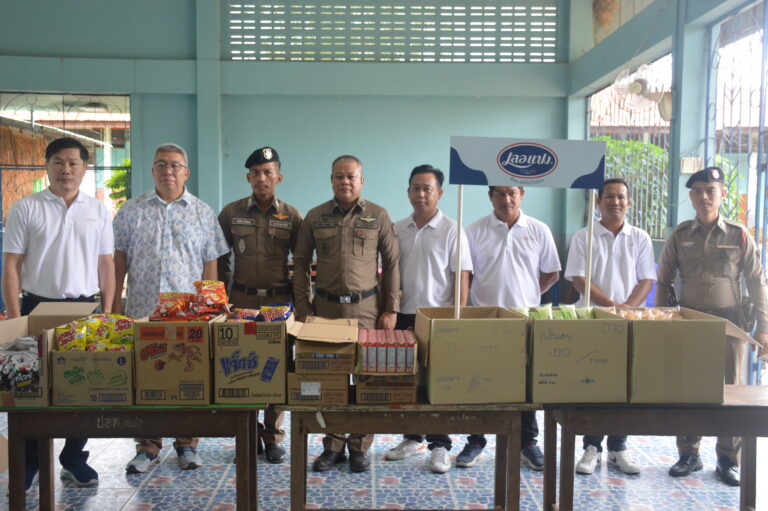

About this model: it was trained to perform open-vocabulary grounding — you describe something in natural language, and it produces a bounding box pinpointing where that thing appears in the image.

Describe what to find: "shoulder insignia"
[359,216,376,222]
[272,213,289,220]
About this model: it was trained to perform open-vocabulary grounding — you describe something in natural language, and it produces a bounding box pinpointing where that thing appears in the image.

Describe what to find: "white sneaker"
[126,452,158,474]
[607,450,641,474]
[385,439,424,460]
[429,447,451,473]
[177,447,202,470]
[575,445,600,475]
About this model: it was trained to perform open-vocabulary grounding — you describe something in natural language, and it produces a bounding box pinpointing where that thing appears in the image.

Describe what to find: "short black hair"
[331,154,362,169]
[45,137,89,162]
[598,178,629,199]
[409,164,444,187]
[488,186,524,193]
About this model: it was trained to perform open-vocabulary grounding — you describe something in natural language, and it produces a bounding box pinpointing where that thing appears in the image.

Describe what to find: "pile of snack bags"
[512,303,595,319]
[55,314,135,351]
[150,280,230,321]
[612,307,682,320]
[0,336,39,392]
[227,304,292,322]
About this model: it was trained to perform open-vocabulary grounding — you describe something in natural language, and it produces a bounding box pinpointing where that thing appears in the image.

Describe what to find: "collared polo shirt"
[564,220,656,306]
[466,211,561,308]
[395,210,473,314]
[3,188,114,298]
[113,188,229,318]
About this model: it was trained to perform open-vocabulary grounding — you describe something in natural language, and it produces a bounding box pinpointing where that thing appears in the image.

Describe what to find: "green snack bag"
[559,304,578,319]
[511,307,529,317]
[552,309,565,320]
[575,306,595,319]
[529,303,553,320]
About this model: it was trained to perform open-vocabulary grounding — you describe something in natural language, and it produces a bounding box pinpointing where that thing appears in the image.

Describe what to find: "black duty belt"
[316,287,377,304]
[22,291,96,303]
[233,282,291,297]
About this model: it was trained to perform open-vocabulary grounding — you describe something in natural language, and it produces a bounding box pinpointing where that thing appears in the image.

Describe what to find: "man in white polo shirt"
[565,178,655,476]
[2,137,115,490]
[384,164,472,473]
[464,185,560,470]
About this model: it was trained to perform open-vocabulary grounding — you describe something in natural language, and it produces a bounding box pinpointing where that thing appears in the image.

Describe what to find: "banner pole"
[584,189,596,306]
[454,184,464,319]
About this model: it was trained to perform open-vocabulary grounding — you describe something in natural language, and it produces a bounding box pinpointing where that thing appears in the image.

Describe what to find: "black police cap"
[685,166,724,188]
[245,146,280,168]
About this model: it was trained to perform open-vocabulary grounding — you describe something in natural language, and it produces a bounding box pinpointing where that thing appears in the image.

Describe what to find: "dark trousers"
[21,293,96,476]
[466,412,539,448]
[583,435,627,452]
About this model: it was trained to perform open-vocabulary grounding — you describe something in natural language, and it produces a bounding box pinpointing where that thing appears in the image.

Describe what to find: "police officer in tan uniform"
[656,166,768,486]
[293,154,400,473]
[218,146,302,464]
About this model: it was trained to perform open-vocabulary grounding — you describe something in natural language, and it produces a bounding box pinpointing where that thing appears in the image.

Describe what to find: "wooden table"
[543,385,768,511]
[4,405,262,511]
[281,403,539,511]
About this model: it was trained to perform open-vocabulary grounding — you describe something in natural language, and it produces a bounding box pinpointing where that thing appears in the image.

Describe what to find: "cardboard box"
[354,374,418,404]
[213,315,291,404]
[528,308,628,403]
[414,306,527,405]
[287,372,348,405]
[0,302,98,407]
[0,434,7,473]
[134,317,221,405]
[629,308,758,404]
[51,350,133,406]
[288,317,358,374]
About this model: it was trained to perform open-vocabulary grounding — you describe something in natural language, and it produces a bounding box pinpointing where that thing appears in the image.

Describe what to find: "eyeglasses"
[153,162,187,171]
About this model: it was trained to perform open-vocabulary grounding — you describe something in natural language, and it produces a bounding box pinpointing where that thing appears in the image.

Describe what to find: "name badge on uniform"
[232,217,256,226]
[269,219,291,229]
[716,245,738,249]
[313,220,336,229]
[680,241,695,248]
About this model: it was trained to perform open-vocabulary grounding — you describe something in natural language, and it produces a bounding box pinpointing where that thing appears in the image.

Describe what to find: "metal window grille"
[588,55,672,240]
[226,1,559,62]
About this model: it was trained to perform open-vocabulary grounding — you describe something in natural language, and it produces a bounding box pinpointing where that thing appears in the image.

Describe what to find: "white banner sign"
[450,136,606,189]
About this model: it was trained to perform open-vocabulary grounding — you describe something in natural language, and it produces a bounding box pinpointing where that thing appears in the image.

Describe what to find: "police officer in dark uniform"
[656,166,768,486]
[293,154,401,473]
[218,146,302,463]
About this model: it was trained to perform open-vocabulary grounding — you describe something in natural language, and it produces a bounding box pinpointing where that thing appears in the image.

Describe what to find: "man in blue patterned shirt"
[112,143,229,474]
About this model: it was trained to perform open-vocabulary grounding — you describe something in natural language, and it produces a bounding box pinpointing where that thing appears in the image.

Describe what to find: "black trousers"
[21,293,96,476]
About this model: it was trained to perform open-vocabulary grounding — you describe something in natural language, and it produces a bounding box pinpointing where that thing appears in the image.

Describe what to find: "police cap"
[685,166,724,188]
[245,146,280,168]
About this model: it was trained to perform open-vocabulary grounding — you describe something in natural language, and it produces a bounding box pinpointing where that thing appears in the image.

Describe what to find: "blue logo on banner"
[497,143,558,178]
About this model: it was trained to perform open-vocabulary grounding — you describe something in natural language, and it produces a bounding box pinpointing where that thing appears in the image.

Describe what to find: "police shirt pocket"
[718,247,741,278]
[232,225,257,255]
[314,228,338,258]
[353,228,377,257]
[678,248,703,278]
[266,227,291,257]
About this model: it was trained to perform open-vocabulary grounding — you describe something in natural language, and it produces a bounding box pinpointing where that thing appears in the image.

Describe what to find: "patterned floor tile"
[307,487,374,509]
[122,488,217,510]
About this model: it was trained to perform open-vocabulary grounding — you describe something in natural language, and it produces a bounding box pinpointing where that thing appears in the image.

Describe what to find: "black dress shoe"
[312,450,347,472]
[668,454,703,477]
[265,442,286,464]
[349,451,371,473]
[715,457,740,486]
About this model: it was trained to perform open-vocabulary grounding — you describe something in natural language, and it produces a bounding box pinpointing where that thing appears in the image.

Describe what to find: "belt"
[233,282,292,298]
[22,291,96,303]
[316,287,377,304]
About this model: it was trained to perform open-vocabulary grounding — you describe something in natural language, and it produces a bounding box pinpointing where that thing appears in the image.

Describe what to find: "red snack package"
[192,280,229,315]
[150,292,194,321]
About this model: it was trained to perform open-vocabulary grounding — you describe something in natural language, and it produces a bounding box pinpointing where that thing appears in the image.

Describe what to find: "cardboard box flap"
[668,307,760,348]
[288,317,358,343]
[29,302,99,333]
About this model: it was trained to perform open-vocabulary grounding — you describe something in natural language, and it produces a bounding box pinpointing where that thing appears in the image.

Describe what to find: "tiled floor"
[1,411,766,510]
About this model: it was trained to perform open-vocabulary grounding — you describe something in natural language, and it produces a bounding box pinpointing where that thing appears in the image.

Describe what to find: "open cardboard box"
[288,317,358,374]
[0,302,98,407]
[414,306,527,405]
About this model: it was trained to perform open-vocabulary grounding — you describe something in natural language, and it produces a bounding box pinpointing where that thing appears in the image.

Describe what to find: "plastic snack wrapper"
[192,280,229,315]
[259,304,292,322]
[232,308,261,321]
[0,336,40,392]
[529,303,553,320]
[511,307,529,317]
[55,323,87,351]
[150,292,195,321]
[575,307,595,319]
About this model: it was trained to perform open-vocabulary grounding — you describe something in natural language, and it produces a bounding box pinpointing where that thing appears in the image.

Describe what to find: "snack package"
[559,304,578,319]
[150,292,195,321]
[0,337,40,392]
[232,308,261,321]
[55,323,87,351]
[259,304,292,322]
[511,307,529,317]
[575,307,594,319]
[192,280,229,315]
[529,303,553,320]
[552,309,564,320]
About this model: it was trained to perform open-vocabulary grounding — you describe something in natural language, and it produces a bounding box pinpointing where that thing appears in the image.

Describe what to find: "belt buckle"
[256,289,268,297]
[340,295,352,304]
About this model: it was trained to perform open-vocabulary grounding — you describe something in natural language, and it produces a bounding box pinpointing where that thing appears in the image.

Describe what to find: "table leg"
[494,434,508,509]
[509,412,521,511]
[291,412,307,511]
[8,413,25,511]
[248,410,258,511]
[558,414,575,511]
[235,412,252,511]
[740,435,757,511]
[543,411,557,511]
[38,437,54,511]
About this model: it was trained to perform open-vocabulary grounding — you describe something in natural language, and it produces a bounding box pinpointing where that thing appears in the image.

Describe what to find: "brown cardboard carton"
[629,308,757,404]
[353,374,418,404]
[134,317,221,405]
[414,306,527,405]
[51,350,133,406]
[0,434,7,472]
[213,315,291,404]
[0,302,98,407]
[287,372,348,405]
[288,317,358,374]
[528,308,628,403]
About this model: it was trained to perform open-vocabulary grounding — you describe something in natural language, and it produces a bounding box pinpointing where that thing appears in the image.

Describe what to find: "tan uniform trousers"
[230,287,291,443]
[314,292,379,453]
[136,437,200,457]
[676,336,745,464]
